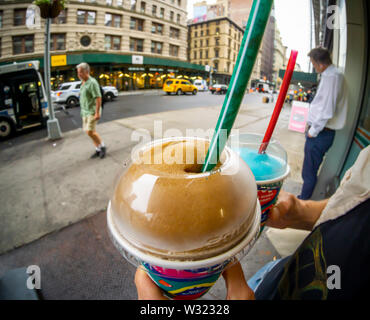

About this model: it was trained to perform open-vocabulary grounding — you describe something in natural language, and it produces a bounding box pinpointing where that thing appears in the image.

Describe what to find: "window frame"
[130,37,144,52]
[51,33,66,51]
[12,35,34,55]
[77,10,97,25]
[14,8,26,26]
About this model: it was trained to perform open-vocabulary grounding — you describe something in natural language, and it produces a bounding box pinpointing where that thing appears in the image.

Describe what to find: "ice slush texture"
[236,147,286,181]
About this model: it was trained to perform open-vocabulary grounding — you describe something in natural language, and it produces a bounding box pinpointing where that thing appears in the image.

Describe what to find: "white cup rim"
[107,201,261,269]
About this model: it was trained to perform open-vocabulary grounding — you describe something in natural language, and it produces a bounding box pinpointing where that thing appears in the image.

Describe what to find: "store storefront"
[45,53,209,91]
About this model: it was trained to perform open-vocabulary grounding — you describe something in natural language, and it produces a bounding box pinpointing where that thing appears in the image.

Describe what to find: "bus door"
[11,71,43,129]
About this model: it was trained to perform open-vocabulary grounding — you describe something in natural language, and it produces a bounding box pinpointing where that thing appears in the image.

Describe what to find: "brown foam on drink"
[111,139,257,261]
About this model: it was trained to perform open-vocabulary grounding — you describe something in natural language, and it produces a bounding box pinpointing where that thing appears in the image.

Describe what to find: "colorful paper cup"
[228,132,290,233]
[107,201,261,300]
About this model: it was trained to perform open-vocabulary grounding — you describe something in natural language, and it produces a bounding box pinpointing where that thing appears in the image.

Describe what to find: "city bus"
[0,61,48,139]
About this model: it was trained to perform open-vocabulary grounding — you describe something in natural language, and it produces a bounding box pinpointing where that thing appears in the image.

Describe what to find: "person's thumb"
[135,268,168,300]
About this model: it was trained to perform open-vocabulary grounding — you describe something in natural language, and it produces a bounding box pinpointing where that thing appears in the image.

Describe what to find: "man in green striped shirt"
[77,62,106,159]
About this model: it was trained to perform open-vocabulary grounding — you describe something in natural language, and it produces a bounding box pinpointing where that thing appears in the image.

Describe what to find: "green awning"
[279,69,318,85]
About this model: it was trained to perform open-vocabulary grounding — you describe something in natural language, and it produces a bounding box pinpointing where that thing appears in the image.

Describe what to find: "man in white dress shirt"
[298,47,348,200]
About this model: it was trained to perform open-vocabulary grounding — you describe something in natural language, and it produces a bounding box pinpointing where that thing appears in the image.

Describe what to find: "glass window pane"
[105,35,111,50]
[24,36,34,53]
[130,18,135,29]
[114,15,121,27]
[56,34,65,50]
[137,39,143,52]
[105,14,112,26]
[113,37,120,50]
[13,37,22,54]
[77,11,85,24]
[87,11,96,24]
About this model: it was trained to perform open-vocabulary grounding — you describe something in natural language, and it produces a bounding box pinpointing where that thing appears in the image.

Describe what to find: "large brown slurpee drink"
[107,137,261,299]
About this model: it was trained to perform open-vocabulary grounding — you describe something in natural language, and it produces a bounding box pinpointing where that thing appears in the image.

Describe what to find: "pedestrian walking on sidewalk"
[298,47,347,200]
[76,62,106,159]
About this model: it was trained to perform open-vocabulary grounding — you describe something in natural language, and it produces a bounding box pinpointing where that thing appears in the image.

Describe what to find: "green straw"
[202,0,274,172]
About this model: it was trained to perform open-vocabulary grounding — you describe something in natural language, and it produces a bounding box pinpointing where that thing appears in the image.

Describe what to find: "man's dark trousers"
[300,129,335,200]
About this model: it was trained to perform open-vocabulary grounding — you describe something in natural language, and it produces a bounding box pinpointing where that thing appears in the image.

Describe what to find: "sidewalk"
[0,101,308,299]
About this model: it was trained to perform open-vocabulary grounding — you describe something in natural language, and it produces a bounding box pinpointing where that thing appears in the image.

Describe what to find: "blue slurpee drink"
[229,133,290,232]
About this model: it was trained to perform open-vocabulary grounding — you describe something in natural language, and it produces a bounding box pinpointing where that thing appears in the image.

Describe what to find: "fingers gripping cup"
[229,133,290,233]
[107,137,261,300]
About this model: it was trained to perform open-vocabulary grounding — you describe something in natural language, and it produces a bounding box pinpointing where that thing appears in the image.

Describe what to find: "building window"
[215,27,220,35]
[77,10,96,25]
[215,38,220,46]
[130,17,144,31]
[200,30,203,36]
[200,50,203,59]
[130,38,144,52]
[214,48,219,58]
[194,40,197,48]
[178,0,181,6]
[206,39,209,46]
[52,9,67,24]
[105,13,112,26]
[177,14,180,24]
[152,5,157,16]
[106,0,112,5]
[200,40,203,47]
[160,8,164,19]
[169,44,179,57]
[170,11,174,21]
[194,31,197,37]
[51,34,66,50]
[130,0,136,11]
[170,27,180,39]
[0,11,3,28]
[0,38,2,57]
[193,51,197,59]
[140,2,146,14]
[206,29,209,35]
[214,61,218,71]
[117,0,123,6]
[151,41,163,54]
[14,9,26,26]
[105,13,121,27]
[113,14,122,27]
[13,35,34,54]
[206,50,208,58]
[152,22,163,35]
[105,35,121,50]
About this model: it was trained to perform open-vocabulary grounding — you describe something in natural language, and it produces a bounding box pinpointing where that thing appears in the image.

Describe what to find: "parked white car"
[51,81,118,108]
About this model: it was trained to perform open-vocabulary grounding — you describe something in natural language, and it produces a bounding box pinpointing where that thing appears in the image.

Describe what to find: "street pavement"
[0,92,309,299]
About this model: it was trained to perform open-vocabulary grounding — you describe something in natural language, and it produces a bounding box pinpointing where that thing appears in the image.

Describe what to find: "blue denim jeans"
[299,129,335,200]
[247,259,282,292]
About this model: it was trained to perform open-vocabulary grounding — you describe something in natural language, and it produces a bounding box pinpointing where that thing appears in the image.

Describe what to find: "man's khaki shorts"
[82,115,97,132]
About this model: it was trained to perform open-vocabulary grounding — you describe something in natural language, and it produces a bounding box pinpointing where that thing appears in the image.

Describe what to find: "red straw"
[258,50,298,154]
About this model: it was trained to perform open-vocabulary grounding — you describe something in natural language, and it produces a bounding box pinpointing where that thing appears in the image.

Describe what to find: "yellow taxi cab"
[163,79,198,95]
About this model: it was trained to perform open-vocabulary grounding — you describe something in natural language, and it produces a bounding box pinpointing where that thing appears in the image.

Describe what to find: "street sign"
[132,55,144,64]
[288,101,309,133]
[51,55,67,67]
[205,65,210,72]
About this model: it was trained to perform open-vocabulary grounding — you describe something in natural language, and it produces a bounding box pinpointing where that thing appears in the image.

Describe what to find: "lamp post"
[44,17,62,140]
[209,57,217,87]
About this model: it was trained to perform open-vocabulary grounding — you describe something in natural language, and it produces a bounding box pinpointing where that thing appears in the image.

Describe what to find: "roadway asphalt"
[2,91,263,148]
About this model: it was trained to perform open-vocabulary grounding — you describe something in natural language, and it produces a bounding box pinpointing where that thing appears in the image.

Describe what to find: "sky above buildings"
[187,0,311,72]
